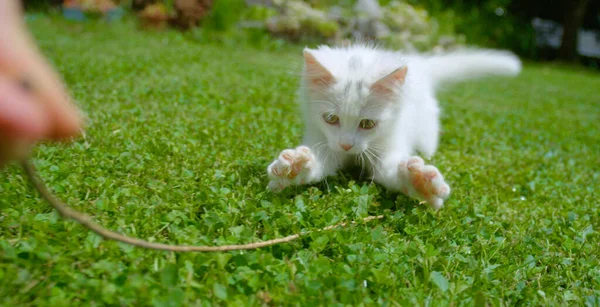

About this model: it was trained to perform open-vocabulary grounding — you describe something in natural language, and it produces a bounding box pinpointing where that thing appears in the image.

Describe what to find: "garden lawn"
[1,17,599,306]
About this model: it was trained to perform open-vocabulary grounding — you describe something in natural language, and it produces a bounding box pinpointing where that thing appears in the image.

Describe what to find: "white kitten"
[267,44,521,210]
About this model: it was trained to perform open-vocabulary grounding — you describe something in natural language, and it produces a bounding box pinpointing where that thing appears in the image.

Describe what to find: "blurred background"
[20,0,600,69]
[3,3,598,304]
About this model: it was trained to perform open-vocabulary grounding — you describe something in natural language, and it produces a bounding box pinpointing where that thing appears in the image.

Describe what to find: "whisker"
[363,152,371,178]
[311,100,337,108]
[364,151,376,184]
[308,88,340,103]
[358,153,366,178]
[364,149,379,181]
[310,141,327,153]
[368,143,386,150]
[322,152,331,175]
[365,148,383,164]
[311,141,327,153]
[364,150,374,170]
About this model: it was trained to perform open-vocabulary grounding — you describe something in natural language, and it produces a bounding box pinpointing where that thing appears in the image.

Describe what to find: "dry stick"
[21,159,385,252]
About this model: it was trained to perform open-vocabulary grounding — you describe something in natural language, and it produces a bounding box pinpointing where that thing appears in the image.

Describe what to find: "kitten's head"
[302,48,407,154]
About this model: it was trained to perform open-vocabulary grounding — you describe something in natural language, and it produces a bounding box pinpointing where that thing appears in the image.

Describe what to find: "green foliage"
[378,0,464,51]
[187,0,288,51]
[241,5,278,22]
[201,0,247,32]
[188,26,288,51]
[1,17,600,305]
[407,0,538,56]
[22,0,63,11]
[250,0,463,51]
[264,0,341,40]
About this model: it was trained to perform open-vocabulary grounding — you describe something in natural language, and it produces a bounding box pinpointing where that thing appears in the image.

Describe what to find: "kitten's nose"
[340,143,353,151]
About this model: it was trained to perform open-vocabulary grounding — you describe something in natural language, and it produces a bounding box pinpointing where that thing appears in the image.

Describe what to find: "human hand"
[0,1,82,167]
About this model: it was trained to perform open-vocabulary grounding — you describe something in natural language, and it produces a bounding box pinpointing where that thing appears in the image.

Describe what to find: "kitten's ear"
[303,49,335,87]
[370,66,408,96]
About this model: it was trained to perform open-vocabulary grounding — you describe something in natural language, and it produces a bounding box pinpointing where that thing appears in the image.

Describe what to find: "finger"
[0,75,49,139]
[0,1,82,139]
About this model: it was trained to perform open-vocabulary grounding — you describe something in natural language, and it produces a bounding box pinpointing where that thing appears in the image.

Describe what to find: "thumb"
[0,1,82,140]
[0,75,48,166]
[0,75,49,140]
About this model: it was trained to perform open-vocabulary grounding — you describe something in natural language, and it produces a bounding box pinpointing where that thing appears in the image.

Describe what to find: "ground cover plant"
[0,17,599,306]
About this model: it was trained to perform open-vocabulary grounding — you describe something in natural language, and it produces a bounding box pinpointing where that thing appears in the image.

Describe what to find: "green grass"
[1,17,599,306]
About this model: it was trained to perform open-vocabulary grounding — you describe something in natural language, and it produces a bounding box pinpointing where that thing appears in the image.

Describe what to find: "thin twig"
[20,159,384,252]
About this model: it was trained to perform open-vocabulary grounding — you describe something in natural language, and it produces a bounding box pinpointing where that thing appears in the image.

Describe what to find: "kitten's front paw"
[267,146,315,192]
[400,156,451,210]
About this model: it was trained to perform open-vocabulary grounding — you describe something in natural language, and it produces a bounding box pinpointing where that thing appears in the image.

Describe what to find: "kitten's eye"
[323,113,340,125]
[359,119,377,129]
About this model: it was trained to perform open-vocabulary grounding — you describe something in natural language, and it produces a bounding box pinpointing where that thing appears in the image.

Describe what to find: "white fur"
[267,44,521,209]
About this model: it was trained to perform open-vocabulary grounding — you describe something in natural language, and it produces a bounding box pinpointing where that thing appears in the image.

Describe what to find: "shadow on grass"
[231,157,422,211]
[261,163,422,214]
[187,159,427,257]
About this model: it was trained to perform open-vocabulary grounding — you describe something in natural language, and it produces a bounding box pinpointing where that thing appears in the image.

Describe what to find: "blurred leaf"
[161,263,179,287]
[430,271,449,293]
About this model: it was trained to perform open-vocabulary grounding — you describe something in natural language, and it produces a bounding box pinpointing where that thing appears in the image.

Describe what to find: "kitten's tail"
[421,49,522,86]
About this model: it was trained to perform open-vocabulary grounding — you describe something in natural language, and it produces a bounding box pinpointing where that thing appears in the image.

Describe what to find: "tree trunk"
[558,0,590,62]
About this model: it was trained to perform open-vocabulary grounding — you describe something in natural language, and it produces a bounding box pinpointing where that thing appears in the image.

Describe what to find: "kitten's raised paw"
[401,156,450,210]
[267,146,315,192]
